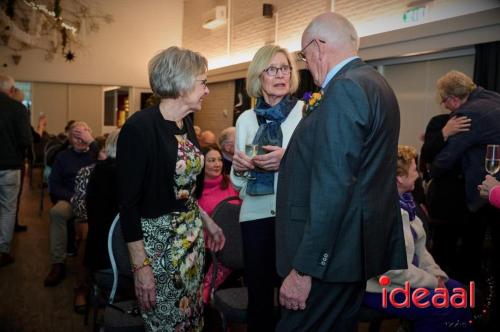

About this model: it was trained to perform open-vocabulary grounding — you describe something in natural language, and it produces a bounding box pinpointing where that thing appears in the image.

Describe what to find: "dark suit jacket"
[432,87,500,212]
[275,59,407,282]
[420,114,467,221]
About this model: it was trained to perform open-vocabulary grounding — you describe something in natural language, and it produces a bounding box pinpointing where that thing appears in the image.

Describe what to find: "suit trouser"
[49,200,74,264]
[0,170,21,254]
[241,217,278,332]
[277,279,364,332]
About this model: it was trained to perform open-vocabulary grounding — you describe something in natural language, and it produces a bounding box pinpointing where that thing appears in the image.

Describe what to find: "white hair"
[304,12,359,53]
[0,74,15,93]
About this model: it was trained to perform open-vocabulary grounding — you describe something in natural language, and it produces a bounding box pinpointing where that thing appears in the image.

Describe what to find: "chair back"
[210,196,243,270]
[108,214,133,303]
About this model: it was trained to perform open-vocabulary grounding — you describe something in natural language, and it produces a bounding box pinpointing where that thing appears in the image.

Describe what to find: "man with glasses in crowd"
[275,12,407,331]
[432,70,500,330]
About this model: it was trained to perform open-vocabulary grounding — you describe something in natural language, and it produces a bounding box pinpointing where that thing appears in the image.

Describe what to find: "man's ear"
[396,175,404,186]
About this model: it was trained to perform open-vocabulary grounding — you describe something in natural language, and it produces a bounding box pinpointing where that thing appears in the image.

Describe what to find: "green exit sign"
[403,6,426,23]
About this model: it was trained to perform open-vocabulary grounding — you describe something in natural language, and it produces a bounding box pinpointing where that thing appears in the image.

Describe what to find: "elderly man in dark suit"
[275,12,407,331]
[432,70,500,330]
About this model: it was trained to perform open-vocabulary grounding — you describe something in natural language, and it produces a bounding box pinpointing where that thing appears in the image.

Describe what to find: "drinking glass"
[485,144,500,175]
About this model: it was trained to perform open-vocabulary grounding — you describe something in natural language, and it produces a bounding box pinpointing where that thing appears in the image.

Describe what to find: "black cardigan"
[85,158,118,270]
[116,106,204,242]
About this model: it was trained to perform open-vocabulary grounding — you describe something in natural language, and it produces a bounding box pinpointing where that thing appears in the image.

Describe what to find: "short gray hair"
[246,45,299,99]
[219,127,235,147]
[105,129,120,159]
[0,74,15,93]
[304,12,359,53]
[148,46,208,99]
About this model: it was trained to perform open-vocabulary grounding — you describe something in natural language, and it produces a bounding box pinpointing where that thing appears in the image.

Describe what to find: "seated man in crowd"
[218,126,235,175]
[364,145,472,331]
[44,121,98,287]
[199,129,217,148]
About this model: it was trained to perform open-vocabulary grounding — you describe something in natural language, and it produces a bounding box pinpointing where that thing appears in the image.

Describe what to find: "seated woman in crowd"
[198,144,240,303]
[364,145,473,332]
[231,44,303,332]
[479,175,500,209]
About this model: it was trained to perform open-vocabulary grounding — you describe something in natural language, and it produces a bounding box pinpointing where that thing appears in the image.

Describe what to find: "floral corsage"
[302,91,323,117]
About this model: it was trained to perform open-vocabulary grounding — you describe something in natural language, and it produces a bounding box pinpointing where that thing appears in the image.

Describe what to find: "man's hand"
[72,126,94,145]
[252,145,284,171]
[442,116,471,141]
[279,269,311,311]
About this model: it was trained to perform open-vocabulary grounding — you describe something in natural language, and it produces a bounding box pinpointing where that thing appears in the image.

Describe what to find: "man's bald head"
[303,12,359,55]
[199,130,217,148]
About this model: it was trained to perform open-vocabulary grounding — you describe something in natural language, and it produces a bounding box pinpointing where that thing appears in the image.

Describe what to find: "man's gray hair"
[148,46,208,99]
[219,126,235,147]
[0,74,15,93]
[304,12,359,53]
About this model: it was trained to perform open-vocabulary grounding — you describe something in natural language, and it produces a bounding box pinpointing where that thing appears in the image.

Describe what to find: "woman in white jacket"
[364,145,473,332]
[230,44,303,332]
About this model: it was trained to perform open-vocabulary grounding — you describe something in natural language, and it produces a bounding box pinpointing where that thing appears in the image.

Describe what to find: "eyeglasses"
[262,65,291,76]
[440,96,450,105]
[197,79,208,88]
[296,39,325,62]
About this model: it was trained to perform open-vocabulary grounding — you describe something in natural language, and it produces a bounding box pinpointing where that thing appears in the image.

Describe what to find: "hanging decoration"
[0,0,113,64]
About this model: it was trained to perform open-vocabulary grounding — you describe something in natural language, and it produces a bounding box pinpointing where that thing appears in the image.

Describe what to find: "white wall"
[0,0,184,87]
[381,55,475,151]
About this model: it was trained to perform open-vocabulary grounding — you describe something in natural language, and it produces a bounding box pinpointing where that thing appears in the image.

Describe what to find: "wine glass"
[485,144,500,175]
[241,130,259,180]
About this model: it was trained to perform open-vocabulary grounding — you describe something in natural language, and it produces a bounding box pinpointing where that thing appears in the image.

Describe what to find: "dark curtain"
[233,78,251,125]
[293,69,320,99]
[474,41,500,93]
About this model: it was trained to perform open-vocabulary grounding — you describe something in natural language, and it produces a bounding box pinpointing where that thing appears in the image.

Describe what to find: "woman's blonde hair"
[149,46,208,99]
[436,70,476,101]
[246,45,299,99]
[397,145,417,176]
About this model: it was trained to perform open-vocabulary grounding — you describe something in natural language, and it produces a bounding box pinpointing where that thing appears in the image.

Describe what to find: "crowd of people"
[1,10,500,332]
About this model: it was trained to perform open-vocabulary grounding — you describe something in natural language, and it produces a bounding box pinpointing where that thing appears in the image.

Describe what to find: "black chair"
[87,214,144,332]
[208,196,275,331]
[39,137,64,216]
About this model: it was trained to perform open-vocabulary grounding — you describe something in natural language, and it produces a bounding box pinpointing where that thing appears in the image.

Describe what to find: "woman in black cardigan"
[116,47,225,331]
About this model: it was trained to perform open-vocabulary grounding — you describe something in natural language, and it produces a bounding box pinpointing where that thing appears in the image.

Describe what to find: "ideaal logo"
[379,275,475,309]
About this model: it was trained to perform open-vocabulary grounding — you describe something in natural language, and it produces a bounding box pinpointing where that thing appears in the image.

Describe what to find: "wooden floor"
[0,169,397,332]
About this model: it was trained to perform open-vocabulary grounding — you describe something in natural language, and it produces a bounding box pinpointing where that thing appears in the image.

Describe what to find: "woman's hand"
[478,175,500,199]
[442,116,471,141]
[252,145,284,171]
[436,276,446,289]
[232,150,254,172]
[134,266,156,311]
[203,215,225,252]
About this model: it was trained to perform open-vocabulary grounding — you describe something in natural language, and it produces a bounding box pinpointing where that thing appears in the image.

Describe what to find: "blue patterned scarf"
[246,95,298,196]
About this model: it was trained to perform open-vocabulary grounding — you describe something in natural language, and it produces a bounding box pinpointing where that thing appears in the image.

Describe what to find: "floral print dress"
[140,135,205,332]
